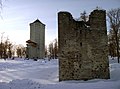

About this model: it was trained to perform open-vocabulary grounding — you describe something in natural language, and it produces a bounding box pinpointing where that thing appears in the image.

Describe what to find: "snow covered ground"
[0,57,120,89]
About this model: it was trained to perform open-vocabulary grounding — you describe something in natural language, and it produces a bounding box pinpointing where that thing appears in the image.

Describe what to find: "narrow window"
[64,40,66,44]
[80,30,82,34]
[80,42,82,46]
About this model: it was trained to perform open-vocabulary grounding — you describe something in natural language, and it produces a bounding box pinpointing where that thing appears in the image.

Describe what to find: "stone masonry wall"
[58,10,110,81]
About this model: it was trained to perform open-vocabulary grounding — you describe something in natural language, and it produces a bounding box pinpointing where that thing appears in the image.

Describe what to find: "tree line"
[107,8,120,63]
[0,33,59,60]
[0,33,26,59]
[45,39,58,59]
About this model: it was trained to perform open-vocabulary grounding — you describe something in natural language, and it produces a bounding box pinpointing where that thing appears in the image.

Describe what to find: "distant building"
[26,19,45,59]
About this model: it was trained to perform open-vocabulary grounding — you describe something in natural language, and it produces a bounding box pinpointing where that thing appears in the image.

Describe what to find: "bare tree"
[80,10,88,22]
[16,47,21,57]
[53,39,58,59]
[7,42,13,58]
[48,42,54,59]
[45,45,48,58]
[0,33,15,59]
[107,8,120,63]
[48,39,58,59]
[108,30,117,57]
[0,32,4,58]
[3,38,9,59]
[0,0,2,9]
[16,44,26,58]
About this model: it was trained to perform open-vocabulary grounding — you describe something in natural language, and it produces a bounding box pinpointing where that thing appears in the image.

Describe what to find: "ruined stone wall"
[58,10,110,81]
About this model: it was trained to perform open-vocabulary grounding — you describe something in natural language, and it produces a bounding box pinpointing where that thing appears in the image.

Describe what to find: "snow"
[0,57,120,89]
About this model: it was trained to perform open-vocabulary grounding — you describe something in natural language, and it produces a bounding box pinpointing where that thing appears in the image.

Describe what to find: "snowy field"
[0,57,120,89]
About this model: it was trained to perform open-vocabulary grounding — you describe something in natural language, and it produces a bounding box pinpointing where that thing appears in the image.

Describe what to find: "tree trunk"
[115,32,119,63]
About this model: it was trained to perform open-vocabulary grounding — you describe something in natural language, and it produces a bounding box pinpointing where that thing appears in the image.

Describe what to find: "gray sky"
[0,0,120,46]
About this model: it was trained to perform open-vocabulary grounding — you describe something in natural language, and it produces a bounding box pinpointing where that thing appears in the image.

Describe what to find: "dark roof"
[26,40,37,44]
[30,19,45,26]
[26,40,37,47]
[34,19,41,23]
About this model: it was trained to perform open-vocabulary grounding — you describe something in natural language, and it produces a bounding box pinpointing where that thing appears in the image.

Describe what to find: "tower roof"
[34,19,41,23]
[30,19,45,26]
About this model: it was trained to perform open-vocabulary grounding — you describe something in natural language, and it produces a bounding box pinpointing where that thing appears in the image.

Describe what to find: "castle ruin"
[58,9,110,81]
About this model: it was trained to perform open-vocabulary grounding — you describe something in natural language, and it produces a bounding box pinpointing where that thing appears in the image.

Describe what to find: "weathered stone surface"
[58,10,110,81]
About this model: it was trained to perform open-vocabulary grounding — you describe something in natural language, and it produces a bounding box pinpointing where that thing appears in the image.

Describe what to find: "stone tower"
[26,19,45,59]
[58,9,110,81]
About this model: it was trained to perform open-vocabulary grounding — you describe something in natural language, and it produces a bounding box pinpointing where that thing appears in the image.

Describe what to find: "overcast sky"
[0,0,120,46]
